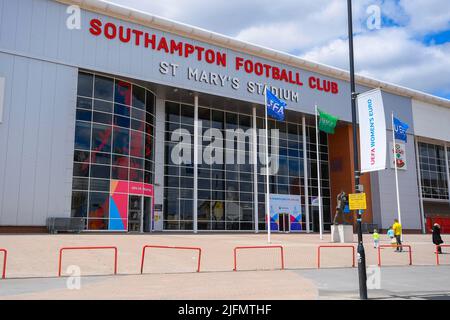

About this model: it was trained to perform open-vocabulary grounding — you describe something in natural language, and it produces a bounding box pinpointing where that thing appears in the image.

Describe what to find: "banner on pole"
[265,88,286,121]
[393,117,409,142]
[357,88,387,173]
[389,142,407,170]
[318,108,339,134]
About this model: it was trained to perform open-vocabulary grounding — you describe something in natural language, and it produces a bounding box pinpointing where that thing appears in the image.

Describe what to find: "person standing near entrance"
[432,223,444,254]
[393,219,403,252]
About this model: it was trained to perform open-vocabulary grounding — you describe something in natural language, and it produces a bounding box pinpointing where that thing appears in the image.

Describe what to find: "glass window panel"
[87,219,108,230]
[74,121,91,150]
[90,164,110,179]
[112,166,128,180]
[91,152,111,165]
[114,115,130,128]
[77,97,92,110]
[146,91,155,114]
[132,85,146,109]
[113,127,130,155]
[71,191,88,217]
[114,103,130,117]
[89,179,110,192]
[88,192,109,219]
[131,107,146,121]
[92,124,112,153]
[129,169,144,182]
[131,119,145,131]
[130,157,144,169]
[93,112,112,125]
[94,75,114,101]
[94,99,113,113]
[77,72,93,97]
[76,109,92,121]
[112,154,129,167]
[73,163,89,177]
[72,178,89,191]
[114,80,131,105]
[74,150,90,163]
[130,131,145,158]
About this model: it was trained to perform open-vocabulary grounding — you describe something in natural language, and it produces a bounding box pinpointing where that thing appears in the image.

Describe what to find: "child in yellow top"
[373,229,380,248]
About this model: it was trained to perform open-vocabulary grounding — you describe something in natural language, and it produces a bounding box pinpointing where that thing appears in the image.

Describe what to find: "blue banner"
[265,88,286,121]
[393,117,409,142]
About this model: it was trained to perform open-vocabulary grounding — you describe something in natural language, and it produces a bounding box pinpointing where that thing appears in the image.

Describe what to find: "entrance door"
[143,196,153,233]
[278,213,290,233]
[128,195,143,232]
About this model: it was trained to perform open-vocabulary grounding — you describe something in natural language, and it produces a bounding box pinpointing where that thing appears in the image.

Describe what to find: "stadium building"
[0,0,449,233]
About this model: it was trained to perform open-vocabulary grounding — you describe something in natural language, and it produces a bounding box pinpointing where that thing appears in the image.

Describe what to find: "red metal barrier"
[233,245,284,271]
[58,246,118,277]
[377,244,412,267]
[435,245,450,265]
[140,245,202,273]
[0,249,7,279]
[317,245,355,268]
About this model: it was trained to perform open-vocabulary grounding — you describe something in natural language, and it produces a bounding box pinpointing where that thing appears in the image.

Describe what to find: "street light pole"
[346,0,368,300]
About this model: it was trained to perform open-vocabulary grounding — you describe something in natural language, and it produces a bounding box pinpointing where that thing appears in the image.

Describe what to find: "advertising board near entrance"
[269,194,302,232]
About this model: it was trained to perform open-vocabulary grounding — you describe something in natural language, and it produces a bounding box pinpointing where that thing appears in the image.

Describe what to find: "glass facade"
[71,72,155,230]
[418,142,449,200]
[163,101,331,231]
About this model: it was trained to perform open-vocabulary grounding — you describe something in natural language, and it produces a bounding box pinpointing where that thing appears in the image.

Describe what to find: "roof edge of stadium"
[57,0,450,108]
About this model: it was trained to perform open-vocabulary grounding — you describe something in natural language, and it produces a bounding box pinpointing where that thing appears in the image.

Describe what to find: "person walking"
[373,229,380,248]
[392,219,403,252]
[432,223,444,254]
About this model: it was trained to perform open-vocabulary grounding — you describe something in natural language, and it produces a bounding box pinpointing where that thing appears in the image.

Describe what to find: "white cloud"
[106,0,450,98]
[301,28,450,95]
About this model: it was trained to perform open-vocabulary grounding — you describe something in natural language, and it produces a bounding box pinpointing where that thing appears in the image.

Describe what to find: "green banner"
[318,109,338,134]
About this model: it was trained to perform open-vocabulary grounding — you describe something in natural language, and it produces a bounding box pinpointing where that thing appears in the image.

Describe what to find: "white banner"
[357,88,387,173]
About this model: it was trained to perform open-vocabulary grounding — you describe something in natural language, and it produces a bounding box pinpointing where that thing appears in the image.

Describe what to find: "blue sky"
[108,0,449,100]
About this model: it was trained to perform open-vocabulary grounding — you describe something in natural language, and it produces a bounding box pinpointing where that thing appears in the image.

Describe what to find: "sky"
[107,0,450,100]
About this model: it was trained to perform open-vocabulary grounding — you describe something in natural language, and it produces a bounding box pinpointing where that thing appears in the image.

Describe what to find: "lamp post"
[347,0,368,300]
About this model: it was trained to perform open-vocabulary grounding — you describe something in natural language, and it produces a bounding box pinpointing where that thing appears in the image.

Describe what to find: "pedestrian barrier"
[58,246,118,277]
[435,245,450,265]
[140,245,202,273]
[0,249,7,279]
[377,244,412,267]
[233,245,284,271]
[317,245,355,268]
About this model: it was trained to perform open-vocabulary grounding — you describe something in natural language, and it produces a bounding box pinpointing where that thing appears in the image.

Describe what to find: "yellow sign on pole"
[349,193,367,210]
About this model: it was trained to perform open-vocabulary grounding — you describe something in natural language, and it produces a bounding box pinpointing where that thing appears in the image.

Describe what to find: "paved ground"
[297,265,450,300]
[0,233,449,299]
[1,233,448,278]
[1,265,449,300]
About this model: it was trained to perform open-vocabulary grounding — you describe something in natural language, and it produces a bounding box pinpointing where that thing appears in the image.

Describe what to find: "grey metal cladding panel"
[0,53,76,225]
[29,0,48,57]
[0,52,14,224]
[17,60,44,225]
[1,56,29,225]
[31,62,58,225]
[0,0,18,52]
[46,64,77,221]
[381,91,415,132]
[377,138,422,230]
[369,171,382,228]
